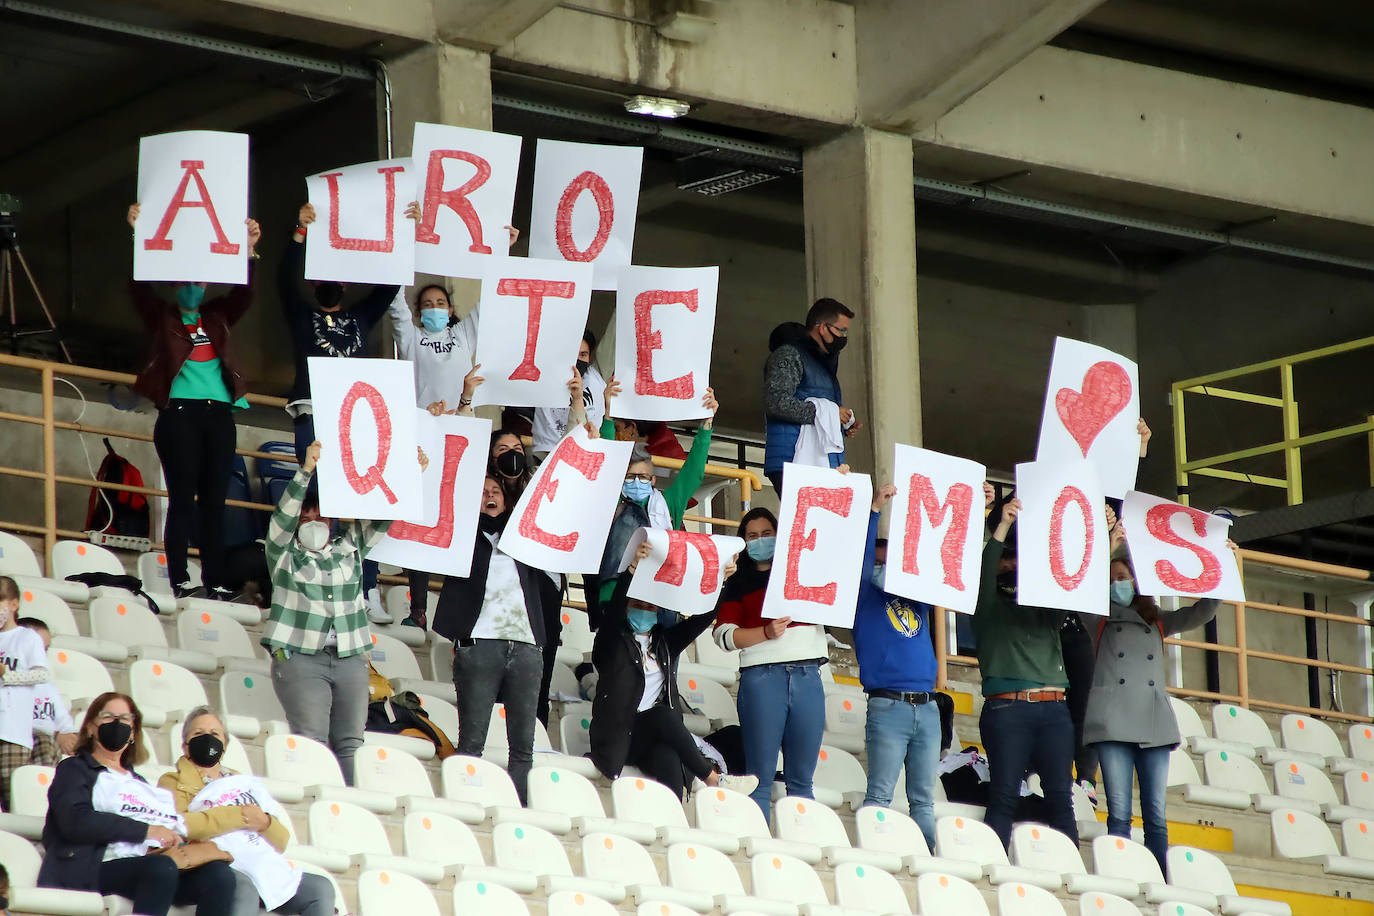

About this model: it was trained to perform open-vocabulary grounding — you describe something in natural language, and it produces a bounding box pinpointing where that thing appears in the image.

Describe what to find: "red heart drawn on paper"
[1055,361,1132,456]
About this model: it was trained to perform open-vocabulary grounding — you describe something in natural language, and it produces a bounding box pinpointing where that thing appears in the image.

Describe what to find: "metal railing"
[0,353,762,565]
[1172,334,1374,507]
[933,548,1374,722]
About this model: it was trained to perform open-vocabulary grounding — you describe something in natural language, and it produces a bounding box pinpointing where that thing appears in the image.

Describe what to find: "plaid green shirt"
[260,467,392,658]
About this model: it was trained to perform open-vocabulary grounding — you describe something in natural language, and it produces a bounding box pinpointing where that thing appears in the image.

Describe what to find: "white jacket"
[389,289,477,410]
[532,366,607,453]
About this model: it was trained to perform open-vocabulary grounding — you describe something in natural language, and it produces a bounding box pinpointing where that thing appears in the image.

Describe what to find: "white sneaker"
[365,588,391,625]
[1079,778,1099,808]
[696,773,758,797]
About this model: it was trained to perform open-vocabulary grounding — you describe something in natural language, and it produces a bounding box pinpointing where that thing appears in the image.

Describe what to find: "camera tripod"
[0,232,71,362]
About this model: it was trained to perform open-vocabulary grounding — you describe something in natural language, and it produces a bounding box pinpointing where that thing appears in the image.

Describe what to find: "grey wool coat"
[1083,597,1220,749]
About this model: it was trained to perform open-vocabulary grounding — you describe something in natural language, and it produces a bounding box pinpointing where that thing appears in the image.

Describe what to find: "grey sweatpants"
[232,870,335,916]
[270,647,369,785]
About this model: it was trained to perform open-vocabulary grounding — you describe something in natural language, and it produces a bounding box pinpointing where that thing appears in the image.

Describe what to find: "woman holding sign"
[126,203,261,601]
[37,692,238,916]
[1085,552,1220,874]
[715,507,830,821]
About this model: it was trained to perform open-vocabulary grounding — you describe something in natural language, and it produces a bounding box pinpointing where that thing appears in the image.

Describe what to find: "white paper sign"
[624,528,745,616]
[190,774,303,910]
[1015,459,1109,615]
[611,265,718,421]
[135,130,249,284]
[472,257,594,409]
[884,444,987,614]
[368,411,492,577]
[1121,491,1244,601]
[499,425,633,574]
[412,122,522,280]
[305,157,415,284]
[763,463,872,627]
[1035,337,1141,499]
[307,357,422,520]
[528,139,644,290]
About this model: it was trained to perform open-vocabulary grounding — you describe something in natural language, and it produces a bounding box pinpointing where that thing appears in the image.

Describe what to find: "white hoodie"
[388,289,477,410]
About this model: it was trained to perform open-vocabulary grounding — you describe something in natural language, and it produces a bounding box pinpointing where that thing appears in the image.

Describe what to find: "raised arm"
[265,444,316,565]
[277,205,314,329]
[387,287,417,359]
[1160,597,1220,636]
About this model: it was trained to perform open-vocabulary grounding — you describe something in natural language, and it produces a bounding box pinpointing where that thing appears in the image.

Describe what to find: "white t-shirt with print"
[0,626,47,748]
[32,682,74,736]
[191,773,303,909]
[636,633,666,712]
[92,769,186,860]
[471,534,536,644]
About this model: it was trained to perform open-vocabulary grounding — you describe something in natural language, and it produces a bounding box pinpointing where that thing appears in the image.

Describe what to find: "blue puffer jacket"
[763,322,843,473]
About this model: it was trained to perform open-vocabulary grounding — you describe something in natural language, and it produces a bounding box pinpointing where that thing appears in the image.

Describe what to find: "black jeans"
[99,854,237,916]
[1060,618,1099,784]
[154,399,236,590]
[407,568,430,616]
[627,704,716,799]
[979,697,1078,849]
[454,638,543,804]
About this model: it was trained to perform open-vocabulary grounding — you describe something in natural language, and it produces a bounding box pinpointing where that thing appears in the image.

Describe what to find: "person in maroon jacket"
[125,204,260,601]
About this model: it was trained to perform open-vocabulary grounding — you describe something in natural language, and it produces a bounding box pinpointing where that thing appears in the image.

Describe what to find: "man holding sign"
[973,497,1077,849]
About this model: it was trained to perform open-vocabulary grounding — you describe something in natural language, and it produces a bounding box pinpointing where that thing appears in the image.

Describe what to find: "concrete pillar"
[802,128,920,487]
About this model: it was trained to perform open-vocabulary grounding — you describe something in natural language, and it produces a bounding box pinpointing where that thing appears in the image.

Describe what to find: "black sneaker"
[173,583,202,600]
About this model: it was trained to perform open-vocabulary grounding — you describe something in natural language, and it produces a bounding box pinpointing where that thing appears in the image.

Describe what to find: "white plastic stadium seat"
[556,606,594,666]
[0,827,106,916]
[612,775,740,853]
[491,822,627,902]
[368,631,454,701]
[50,538,124,579]
[559,703,593,758]
[127,659,212,730]
[1212,704,1291,761]
[692,786,823,863]
[440,755,572,834]
[582,832,714,913]
[529,765,655,843]
[1339,816,1374,862]
[402,810,537,892]
[774,795,901,872]
[452,879,531,916]
[1155,905,1212,916]
[832,861,912,915]
[430,636,455,683]
[0,530,89,603]
[1270,808,1374,879]
[416,693,461,743]
[1201,750,1306,814]
[1347,724,1374,766]
[997,881,1072,916]
[1165,845,1291,916]
[219,669,287,737]
[821,692,865,754]
[47,647,114,706]
[1337,769,1374,820]
[1271,760,1340,816]
[354,744,482,820]
[934,816,1061,890]
[681,627,738,686]
[913,873,991,916]
[1280,714,1360,773]
[263,734,397,814]
[1077,892,1142,916]
[176,607,270,674]
[356,869,439,916]
[1010,822,1139,899]
[852,804,982,882]
[665,842,798,916]
[636,904,703,916]
[750,852,843,916]
[1166,747,1201,791]
[677,671,739,730]
[90,597,216,673]
[304,799,442,881]
[0,766,54,839]
[547,890,621,916]
[1090,835,1217,909]
[22,589,125,662]
[807,745,866,809]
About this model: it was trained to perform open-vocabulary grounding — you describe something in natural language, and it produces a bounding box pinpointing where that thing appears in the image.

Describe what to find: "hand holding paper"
[625,528,745,616]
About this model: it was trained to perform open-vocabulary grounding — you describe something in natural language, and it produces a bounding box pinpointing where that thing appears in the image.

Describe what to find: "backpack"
[364,661,456,758]
[86,438,150,537]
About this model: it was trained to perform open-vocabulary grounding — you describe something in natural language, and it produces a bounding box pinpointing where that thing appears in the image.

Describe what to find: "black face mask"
[477,512,507,535]
[97,720,133,752]
[0,892,8,911]
[996,570,1017,595]
[826,333,848,355]
[187,733,225,768]
[315,281,344,310]
[494,449,526,479]
[575,359,591,376]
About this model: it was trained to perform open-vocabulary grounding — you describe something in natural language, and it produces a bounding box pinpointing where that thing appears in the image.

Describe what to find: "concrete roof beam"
[435,0,561,51]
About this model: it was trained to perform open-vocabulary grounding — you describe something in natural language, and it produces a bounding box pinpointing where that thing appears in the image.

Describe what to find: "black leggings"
[153,400,236,590]
[99,854,237,916]
[627,704,716,799]
[1061,619,1099,784]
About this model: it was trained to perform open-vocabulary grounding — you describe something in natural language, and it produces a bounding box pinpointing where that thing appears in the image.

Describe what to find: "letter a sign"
[884,444,986,614]
[135,131,249,284]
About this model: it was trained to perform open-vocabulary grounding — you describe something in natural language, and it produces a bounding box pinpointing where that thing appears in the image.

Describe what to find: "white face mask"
[297,520,330,552]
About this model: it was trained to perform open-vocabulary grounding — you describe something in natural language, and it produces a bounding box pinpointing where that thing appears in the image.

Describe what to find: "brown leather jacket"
[130,264,254,408]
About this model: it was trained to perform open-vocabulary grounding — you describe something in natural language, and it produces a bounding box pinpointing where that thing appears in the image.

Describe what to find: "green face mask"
[177,284,205,311]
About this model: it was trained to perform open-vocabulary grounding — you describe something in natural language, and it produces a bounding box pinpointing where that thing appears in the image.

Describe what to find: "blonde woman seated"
[159,707,334,916]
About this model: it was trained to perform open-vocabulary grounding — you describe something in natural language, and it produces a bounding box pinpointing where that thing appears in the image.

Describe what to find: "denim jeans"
[863,696,940,851]
[232,870,335,916]
[271,648,369,785]
[737,661,825,821]
[454,638,543,804]
[1097,740,1171,875]
[979,697,1078,848]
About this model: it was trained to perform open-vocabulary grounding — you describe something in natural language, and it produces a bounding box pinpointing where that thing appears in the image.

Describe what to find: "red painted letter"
[338,382,397,504]
[1048,485,1095,590]
[415,150,492,254]
[143,160,240,255]
[633,289,698,399]
[496,277,577,382]
[654,531,721,594]
[784,487,855,605]
[1145,504,1222,593]
[518,435,606,551]
[554,170,614,262]
[386,434,469,547]
[901,475,973,589]
[323,165,404,252]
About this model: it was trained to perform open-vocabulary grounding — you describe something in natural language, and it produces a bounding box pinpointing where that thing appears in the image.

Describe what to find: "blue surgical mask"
[622,479,653,503]
[627,608,657,634]
[746,536,776,562]
[177,284,205,311]
[871,564,885,588]
[420,309,448,333]
[1110,579,1135,606]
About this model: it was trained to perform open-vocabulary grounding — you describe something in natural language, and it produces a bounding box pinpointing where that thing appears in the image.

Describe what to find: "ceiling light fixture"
[624,95,691,119]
